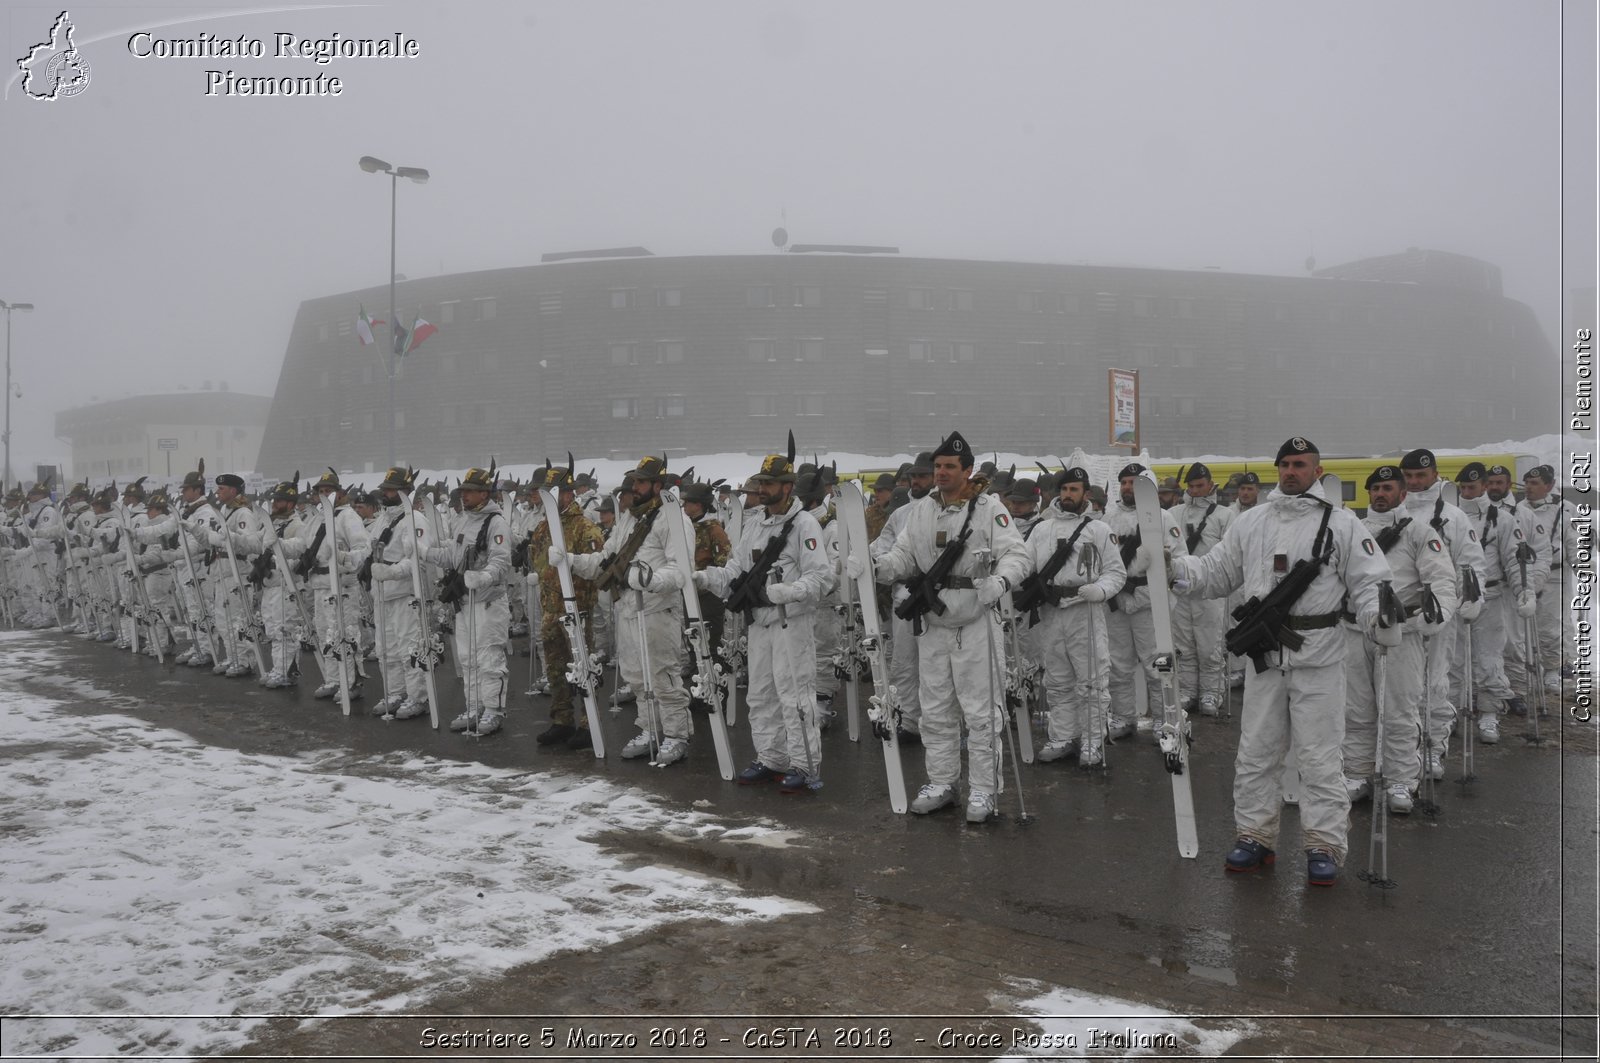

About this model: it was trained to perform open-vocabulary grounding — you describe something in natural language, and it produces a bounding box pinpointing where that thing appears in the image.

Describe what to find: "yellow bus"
[1148,453,1537,512]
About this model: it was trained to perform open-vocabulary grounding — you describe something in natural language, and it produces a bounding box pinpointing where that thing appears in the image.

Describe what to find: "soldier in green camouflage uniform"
[530,466,606,750]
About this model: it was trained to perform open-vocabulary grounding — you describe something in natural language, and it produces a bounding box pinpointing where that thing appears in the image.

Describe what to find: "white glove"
[765,581,800,605]
[1458,598,1482,622]
[548,543,568,567]
[690,569,710,590]
[976,576,1008,607]
[370,562,396,581]
[336,550,353,568]
[1076,583,1108,603]
[463,569,491,591]
[1421,611,1449,637]
[1516,590,1536,618]
[625,562,652,590]
[844,553,865,581]
[1361,604,1403,648]
[1169,555,1196,595]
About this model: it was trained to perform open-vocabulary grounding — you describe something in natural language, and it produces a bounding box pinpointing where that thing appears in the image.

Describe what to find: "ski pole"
[1360,581,1401,890]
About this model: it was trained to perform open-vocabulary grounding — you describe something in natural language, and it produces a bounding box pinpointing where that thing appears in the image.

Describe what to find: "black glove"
[436,568,467,606]
[248,550,275,588]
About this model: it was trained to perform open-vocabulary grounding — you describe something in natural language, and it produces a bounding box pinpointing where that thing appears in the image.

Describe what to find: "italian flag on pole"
[405,313,438,355]
[355,305,384,346]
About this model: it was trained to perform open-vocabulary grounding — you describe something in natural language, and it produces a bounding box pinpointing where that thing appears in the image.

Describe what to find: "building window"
[439,352,459,374]
[440,302,456,324]
[612,398,639,419]
[1019,341,1045,365]
[610,343,638,366]
[908,288,934,310]
[1131,344,1156,366]
[908,341,930,362]
[955,342,975,363]
[1017,292,1041,312]
[478,298,497,320]
[657,395,685,418]
[1173,297,1194,319]
[863,288,888,306]
[865,347,888,358]
[797,393,824,417]
[539,294,562,314]
[481,350,500,372]
[656,287,682,308]
[1225,300,1246,322]
[1132,296,1154,317]
[748,339,776,362]
[658,341,684,364]
[951,289,974,311]
[908,392,938,417]
[795,284,822,308]
[749,394,779,417]
[799,339,823,362]
[1059,293,1080,314]
[609,289,634,310]
[1178,397,1195,417]
[746,285,772,308]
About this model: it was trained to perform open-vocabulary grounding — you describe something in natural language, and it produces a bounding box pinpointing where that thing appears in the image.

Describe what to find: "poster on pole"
[1108,368,1139,450]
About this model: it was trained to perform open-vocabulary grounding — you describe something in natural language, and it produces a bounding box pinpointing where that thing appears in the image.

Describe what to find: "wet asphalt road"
[7,630,1596,1060]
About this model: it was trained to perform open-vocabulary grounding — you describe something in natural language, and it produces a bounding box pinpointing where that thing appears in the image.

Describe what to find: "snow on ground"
[0,638,814,1059]
[993,979,1257,1059]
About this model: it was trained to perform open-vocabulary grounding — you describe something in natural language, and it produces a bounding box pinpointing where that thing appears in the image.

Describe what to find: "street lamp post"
[359,156,429,468]
[1,300,34,488]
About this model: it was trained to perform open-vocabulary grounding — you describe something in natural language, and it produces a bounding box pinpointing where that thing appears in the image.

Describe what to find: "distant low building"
[55,391,271,482]
[257,247,1556,473]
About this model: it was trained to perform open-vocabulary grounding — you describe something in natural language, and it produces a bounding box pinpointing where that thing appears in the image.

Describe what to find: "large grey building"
[256,247,1555,474]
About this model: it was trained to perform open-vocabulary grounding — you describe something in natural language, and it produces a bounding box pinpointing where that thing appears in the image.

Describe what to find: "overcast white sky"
[1,0,1593,476]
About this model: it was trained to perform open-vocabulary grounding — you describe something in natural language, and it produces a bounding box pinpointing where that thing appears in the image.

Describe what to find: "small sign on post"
[1108,368,1139,451]
[156,438,178,451]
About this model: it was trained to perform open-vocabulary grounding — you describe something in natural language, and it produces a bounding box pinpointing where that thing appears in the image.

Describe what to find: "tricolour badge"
[1362,539,1376,555]
[995,513,1010,527]
[1428,539,1442,552]
[804,537,817,550]
[494,534,505,545]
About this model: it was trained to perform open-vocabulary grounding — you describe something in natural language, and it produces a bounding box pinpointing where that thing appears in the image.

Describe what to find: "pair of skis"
[536,488,607,759]
[657,489,735,780]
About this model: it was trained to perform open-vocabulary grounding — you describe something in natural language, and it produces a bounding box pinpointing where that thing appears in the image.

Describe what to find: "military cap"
[314,468,343,492]
[92,484,118,508]
[620,470,637,490]
[1058,467,1091,487]
[1457,461,1487,483]
[1238,471,1261,485]
[895,462,914,481]
[67,481,90,501]
[751,453,796,484]
[146,489,172,511]
[4,485,23,504]
[122,476,149,503]
[1185,462,1214,484]
[633,455,668,482]
[379,466,414,491]
[872,472,897,492]
[598,495,616,513]
[1006,477,1040,502]
[574,471,596,489]
[1275,436,1319,463]
[1485,464,1512,478]
[681,481,714,507]
[215,473,245,490]
[716,482,734,495]
[1117,462,1148,480]
[180,459,207,490]
[461,466,496,491]
[271,476,301,503]
[27,479,50,498]
[1158,476,1181,493]
[1399,448,1436,470]
[1523,464,1554,483]
[741,476,762,494]
[909,451,935,475]
[1365,465,1404,489]
[979,460,999,478]
[931,431,974,468]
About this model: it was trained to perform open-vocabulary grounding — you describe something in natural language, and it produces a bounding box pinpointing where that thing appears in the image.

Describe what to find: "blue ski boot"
[1224,838,1275,873]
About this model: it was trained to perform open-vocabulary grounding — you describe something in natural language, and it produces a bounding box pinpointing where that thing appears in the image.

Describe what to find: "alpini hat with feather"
[543,454,578,491]
[632,453,668,483]
[314,467,343,492]
[122,476,149,503]
[271,471,302,503]
[181,458,207,491]
[460,458,497,492]
[751,430,798,484]
[379,466,415,492]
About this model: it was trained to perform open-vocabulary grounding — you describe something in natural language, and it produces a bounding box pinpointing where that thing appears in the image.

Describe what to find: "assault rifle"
[894,494,981,634]
[726,514,796,619]
[248,548,274,588]
[1011,519,1089,623]
[1225,555,1328,673]
[1374,516,1411,555]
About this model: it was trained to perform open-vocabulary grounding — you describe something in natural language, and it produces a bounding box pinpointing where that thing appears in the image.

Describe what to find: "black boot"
[537,722,576,747]
[566,728,593,751]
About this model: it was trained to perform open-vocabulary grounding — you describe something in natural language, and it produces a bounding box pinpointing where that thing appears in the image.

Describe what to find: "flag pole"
[388,169,398,468]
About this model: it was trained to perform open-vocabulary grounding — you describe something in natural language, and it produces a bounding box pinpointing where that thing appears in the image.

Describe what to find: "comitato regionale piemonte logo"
[17,10,92,100]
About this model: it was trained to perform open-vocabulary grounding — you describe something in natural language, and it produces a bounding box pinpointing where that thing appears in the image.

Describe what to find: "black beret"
[1400,448,1435,470]
[1058,467,1091,486]
[1275,437,1319,464]
[1365,465,1404,489]
[1485,464,1512,478]
[215,473,245,490]
[1185,462,1213,484]
[1117,463,1147,480]
[1238,471,1261,485]
[1458,462,1487,483]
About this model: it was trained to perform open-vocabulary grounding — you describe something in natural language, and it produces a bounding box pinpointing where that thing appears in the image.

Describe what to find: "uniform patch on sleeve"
[995,513,1010,528]
[804,537,817,550]
[416,527,425,538]
[1513,528,1524,540]
[1361,539,1376,555]
[1469,530,1477,542]
[494,534,505,545]
[1427,538,1443,552]
[1168,526,1181,539]
[1108,533,1120,545]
